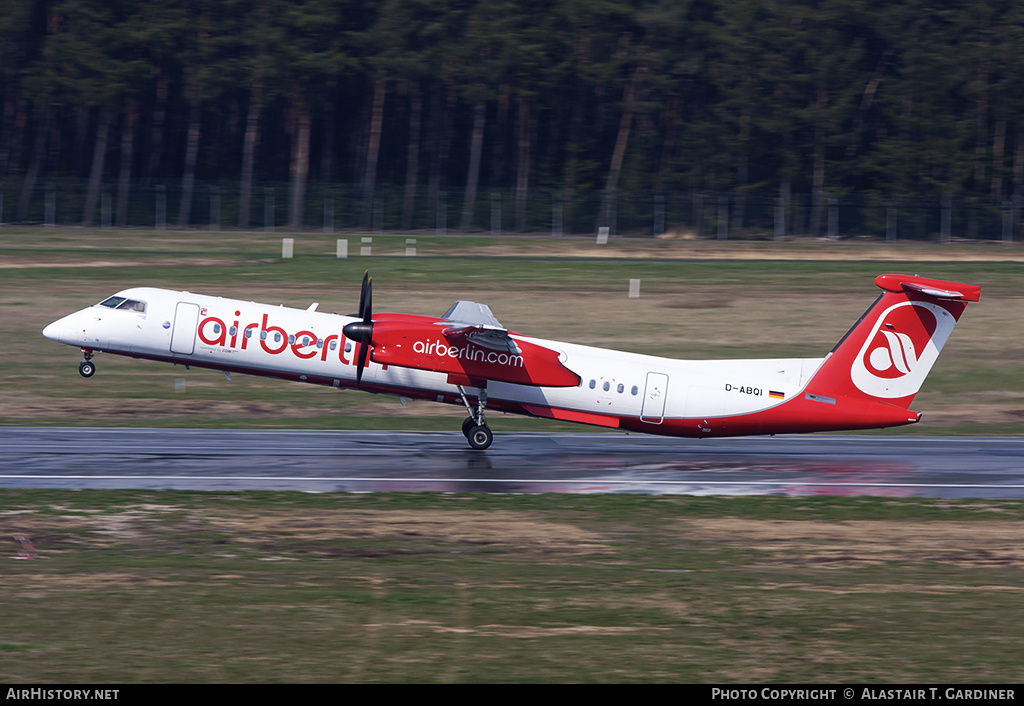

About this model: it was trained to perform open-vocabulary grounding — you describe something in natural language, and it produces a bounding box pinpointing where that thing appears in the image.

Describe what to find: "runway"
[2,428,1023,497]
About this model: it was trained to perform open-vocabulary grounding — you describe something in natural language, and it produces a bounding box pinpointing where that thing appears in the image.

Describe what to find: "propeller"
[343,272,373,385]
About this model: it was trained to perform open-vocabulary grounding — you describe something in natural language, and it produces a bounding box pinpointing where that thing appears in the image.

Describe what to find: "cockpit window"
[98,296,146,313]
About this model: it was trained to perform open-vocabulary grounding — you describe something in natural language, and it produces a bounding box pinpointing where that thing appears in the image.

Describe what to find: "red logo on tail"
[862,306,937,380]
[850,301,952,400]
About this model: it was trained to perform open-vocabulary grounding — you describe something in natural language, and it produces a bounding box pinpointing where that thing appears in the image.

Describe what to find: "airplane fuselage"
[43,274,980,446]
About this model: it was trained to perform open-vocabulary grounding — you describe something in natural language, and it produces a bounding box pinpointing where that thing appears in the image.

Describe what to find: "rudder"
[805,274,980,410]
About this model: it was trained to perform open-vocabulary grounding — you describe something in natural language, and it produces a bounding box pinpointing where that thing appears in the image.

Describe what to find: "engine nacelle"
[369,319,580,387]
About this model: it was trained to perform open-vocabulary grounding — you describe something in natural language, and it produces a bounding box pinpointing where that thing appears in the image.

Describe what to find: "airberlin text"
[711,688,836,700]
[413,338,523,367]
[197,312,354,364]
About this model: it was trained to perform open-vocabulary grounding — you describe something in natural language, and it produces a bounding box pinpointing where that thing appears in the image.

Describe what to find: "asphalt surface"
[2,428,1023,497]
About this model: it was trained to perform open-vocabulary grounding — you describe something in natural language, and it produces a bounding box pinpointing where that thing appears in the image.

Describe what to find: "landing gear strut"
[78,350,96,378]
[458,385,493,450]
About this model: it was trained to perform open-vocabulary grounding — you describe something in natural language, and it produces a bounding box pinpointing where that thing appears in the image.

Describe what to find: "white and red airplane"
[42,273,979,449]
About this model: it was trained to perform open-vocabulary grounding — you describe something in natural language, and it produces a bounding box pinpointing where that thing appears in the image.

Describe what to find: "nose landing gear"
[78,350,96,378]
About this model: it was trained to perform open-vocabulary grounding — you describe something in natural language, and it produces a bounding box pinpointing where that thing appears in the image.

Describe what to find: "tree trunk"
[732,108,750,230]
[288,96,311,231]
[321,80,336,182]
[239,79,263,229]
[360,77,387,229]
[992,117,1006,201]
[493,82,511,185]
[178,101,201,227]
[0,91,16,175]
[597,68,642,232]
[146,72,169,179]
[515,98,531,231]
[117,97,139,227]
[460,101,486,232]
[16,101,49,222]
[4,94,28,177]
[1014,128,1024,203]
[428,83,456,227]
[81,105,111,227]
[401,81,422,230]
[810,82,827,237]
[974,67,988,190]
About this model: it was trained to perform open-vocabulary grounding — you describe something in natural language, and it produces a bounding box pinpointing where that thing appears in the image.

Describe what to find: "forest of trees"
[2,0,1023,238]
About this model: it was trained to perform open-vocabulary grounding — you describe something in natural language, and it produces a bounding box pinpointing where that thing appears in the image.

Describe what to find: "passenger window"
[602,381,610,392]
[617,384,624,394]
[588,380,596,389]
[631,386,638,395]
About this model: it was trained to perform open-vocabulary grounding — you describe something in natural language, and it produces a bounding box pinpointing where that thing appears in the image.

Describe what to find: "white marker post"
[361,237,372,256]
[282,237,294,259]
[629,279,641,299]
[336,238,348,258]
[406,238,417,256]
[597,226,609,245]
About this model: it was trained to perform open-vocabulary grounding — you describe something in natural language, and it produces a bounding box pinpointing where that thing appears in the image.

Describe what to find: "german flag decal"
[769,390,785,400]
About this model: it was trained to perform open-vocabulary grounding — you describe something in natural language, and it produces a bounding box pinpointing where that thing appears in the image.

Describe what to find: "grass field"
[3,490,1024,683]
[3,228,1024,683]
[2,227,1023,433]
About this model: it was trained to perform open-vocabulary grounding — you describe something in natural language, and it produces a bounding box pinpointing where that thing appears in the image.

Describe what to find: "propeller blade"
[355,340,369,385]
[359,272,370,320]
[362,277,372,322]
[344,271,374,386]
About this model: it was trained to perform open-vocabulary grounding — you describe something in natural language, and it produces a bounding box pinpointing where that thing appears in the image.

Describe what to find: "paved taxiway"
[2,428,1023,497]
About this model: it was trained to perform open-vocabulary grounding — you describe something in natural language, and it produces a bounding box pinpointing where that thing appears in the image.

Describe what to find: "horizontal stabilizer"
[874,274,981,302]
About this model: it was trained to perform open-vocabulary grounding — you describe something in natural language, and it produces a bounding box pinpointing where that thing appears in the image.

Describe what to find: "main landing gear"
[78,350,96,378]
[458,385,493,450]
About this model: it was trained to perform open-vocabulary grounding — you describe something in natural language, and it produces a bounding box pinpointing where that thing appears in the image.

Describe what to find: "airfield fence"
[0,178,1018,242]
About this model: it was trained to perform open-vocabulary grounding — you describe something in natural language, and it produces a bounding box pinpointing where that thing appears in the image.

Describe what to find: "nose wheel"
[78,350,96,378]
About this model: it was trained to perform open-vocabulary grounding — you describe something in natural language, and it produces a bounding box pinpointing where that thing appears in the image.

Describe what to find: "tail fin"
[806,274,980,410]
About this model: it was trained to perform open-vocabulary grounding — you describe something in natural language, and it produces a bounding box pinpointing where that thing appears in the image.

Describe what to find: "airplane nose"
[42,320,63,342]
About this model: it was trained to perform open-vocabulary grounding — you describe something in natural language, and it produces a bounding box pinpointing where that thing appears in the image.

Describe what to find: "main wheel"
[467,425,493,450]
[466,424,493,450]
[78,360,96,378]
[462,416,476,438]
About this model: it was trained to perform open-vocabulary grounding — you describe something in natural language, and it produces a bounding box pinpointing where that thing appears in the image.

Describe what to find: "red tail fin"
[806,275,980,410]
